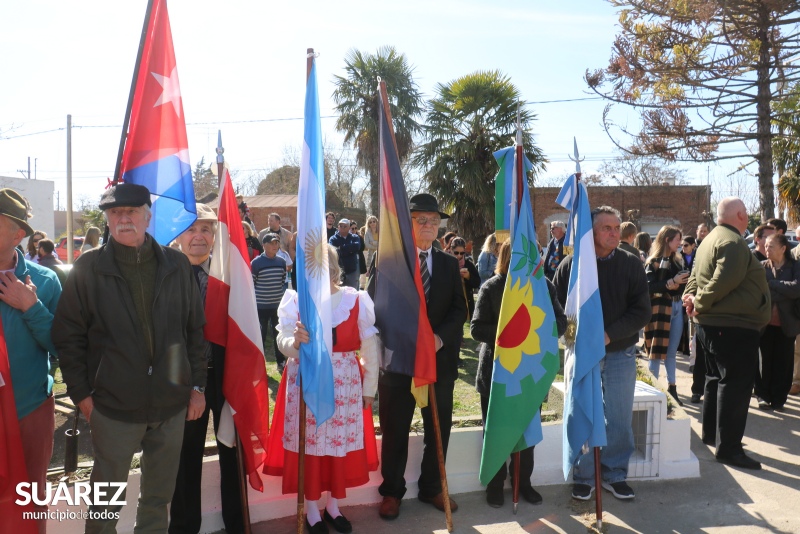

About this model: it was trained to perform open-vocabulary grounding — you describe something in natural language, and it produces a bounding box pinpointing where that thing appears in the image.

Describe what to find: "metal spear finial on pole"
[216,130,225,188]
[568,137,584,179]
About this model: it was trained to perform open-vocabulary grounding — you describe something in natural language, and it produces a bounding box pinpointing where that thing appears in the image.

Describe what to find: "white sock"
[306,499,321,524]
[326,495,341,518]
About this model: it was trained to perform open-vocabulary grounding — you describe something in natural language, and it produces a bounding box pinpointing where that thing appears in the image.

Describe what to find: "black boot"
[667,384,683,406]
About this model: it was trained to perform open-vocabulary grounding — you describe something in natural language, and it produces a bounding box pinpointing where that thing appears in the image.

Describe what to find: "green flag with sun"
[479,146,560,486]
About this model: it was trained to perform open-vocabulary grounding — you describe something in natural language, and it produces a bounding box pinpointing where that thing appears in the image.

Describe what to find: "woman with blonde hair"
[477,233,499,285]
[644,225,690,405]
[364,215,379,271]
[241,221,263,260]
[265,244,379,533]
[81,226,101,254]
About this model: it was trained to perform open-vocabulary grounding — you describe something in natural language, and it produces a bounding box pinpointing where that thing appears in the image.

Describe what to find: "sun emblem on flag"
[494,278,544,374]
[564,314,578,348]
[303,227,328,278]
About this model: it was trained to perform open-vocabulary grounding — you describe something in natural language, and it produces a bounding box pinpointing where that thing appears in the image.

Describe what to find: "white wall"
[0,176,55,244]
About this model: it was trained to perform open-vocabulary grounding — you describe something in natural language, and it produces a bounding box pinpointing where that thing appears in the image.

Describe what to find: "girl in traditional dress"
[645,225,690,406]
[265,244,379,533]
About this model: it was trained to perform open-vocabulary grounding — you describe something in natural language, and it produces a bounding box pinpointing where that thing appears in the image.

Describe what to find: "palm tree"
[413,70,546,243]
[774,83,800,222]
[332,46,423,216]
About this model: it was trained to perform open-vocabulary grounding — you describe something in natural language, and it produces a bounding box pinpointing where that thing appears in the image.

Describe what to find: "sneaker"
[757,397,772,410]
[602,481,635,500]
[571,483,594,501]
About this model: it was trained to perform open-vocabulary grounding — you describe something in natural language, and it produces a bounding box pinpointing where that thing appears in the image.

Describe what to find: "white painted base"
[48,381,698,533]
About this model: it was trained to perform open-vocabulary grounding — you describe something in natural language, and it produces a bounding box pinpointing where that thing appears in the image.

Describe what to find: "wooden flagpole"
[293,47,317,534]
[570,141,602,530]
[379,79,453,532]
[217,133,253,534]
[511,113,525,515]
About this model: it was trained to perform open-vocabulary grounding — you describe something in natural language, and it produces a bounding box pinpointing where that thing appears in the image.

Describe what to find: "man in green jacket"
[54,183,206,532]
[683,197,770,470]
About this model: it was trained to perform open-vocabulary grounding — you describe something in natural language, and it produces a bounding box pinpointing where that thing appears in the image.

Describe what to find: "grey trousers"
[86,407,186,534]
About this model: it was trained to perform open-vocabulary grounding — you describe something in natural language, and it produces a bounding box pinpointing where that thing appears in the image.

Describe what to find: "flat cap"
[195,203,217,222]
[99,183,152,210]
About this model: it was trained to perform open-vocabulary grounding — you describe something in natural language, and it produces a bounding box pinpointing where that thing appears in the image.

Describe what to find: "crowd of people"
[3,183,798,533]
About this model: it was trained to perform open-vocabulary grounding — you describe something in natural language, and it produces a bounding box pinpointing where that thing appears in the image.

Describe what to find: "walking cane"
[64,407,80,476]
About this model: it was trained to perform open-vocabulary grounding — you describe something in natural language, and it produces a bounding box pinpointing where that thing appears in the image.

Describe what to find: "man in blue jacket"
[329,218,360,289]
[0,188,61,532]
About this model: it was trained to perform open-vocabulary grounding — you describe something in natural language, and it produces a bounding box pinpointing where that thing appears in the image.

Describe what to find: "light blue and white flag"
[556,174,607,479]
[295,56,334,426]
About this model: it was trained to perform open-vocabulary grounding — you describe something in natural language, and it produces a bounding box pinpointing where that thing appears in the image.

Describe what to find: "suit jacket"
[371,248,467,386]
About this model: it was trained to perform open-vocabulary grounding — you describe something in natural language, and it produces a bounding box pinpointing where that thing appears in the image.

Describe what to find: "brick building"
[531,184,712,244]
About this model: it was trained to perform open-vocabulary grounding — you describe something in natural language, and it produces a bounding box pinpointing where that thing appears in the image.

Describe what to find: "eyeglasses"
[412,216,441,227]
[452,251,465,256]
[681,244,691,248]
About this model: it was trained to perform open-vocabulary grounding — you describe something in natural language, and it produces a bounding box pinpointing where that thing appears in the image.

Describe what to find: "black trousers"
[378,377,455,500]
[257,308,284,365]
[691,340,707,396]
[480,394,534,490]
[697,324,759,458]
[756,325,795,408]
[169,366,244,534]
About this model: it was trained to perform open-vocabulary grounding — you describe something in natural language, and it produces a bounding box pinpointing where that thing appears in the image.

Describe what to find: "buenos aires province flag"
[295,56,334,426]
[556,174,607,479]
[479,148,559,485]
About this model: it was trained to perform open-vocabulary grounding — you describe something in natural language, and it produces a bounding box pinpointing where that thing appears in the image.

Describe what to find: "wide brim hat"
[408,193,450,219]
[0,188,34,237]
[99,183,152,210]
[195,203,217,222]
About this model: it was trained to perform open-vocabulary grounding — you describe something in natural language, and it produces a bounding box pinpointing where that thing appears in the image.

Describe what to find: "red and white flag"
[0,316,36,532]
[205,169,270,491]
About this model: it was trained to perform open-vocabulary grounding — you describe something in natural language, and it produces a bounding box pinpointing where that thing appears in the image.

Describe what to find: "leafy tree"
[586,0,800,220]
[192,157,217,201]
[599,150,687,185]
[256,165,300,195]
[775,82,800,222]
[412,70,545,242]
[332,46,424,216]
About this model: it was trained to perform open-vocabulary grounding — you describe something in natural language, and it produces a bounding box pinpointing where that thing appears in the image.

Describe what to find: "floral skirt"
[263,351,378,500]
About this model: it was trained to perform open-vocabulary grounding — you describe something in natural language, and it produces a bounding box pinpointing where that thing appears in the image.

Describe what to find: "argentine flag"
[295,56,334,426]
[556,174,607,479]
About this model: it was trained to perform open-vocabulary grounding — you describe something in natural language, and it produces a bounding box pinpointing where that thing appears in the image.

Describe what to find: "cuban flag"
[119,0,196,245]
[294,55,335,426]
[556,174,607,479]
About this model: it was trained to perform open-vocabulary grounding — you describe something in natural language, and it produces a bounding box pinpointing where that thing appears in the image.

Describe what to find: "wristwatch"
[192,386,205,394]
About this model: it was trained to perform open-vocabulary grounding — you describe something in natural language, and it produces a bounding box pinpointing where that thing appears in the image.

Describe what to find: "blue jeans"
[574,346,637,485]
[649,300,684,384]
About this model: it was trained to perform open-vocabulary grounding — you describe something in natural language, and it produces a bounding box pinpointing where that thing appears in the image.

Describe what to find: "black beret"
[99,183,152,210]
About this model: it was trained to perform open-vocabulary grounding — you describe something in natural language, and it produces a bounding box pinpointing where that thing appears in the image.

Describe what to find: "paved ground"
[249,355,800,534]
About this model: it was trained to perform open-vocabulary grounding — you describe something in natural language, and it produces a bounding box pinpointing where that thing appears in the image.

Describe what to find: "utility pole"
[67,115,74,263]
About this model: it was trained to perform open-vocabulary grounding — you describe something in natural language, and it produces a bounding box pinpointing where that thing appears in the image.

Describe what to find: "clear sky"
[0,0,751,213]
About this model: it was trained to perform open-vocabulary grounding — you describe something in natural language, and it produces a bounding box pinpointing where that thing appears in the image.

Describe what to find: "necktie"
[419,251,430,301]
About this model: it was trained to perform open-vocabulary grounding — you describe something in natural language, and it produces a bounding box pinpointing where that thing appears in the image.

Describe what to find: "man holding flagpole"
[374,193,467,520]
[554,205,650,501]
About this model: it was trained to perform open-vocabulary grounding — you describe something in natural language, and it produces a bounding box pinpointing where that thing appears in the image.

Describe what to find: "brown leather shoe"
[378,496,401,520]
[418,493,458,512]
[790,384,800,396]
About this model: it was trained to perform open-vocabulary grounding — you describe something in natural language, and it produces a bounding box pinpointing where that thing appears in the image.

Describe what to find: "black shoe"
[757,397,772,410]
[716,453,761,470]
[520,486,542,505]
[486,486,504,508]
[690,394,702,403]
[773,404,785,412]
[323,509,352,533]
[602,481,635,500]
[702,436,716,446]
[667,385,683,407]
[571,483,594,500]
[306,515,329,534]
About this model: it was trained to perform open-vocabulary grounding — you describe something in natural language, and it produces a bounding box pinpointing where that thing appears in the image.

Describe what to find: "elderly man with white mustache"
[54,183,206,533]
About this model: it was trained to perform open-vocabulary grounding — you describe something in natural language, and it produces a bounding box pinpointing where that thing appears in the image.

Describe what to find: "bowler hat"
[99,183,152,210]
[0,188,34,237]
[408,193,450,219]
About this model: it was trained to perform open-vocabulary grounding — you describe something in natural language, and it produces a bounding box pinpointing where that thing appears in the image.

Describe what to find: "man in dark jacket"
[329,218,361,289]
[53,184,206,532]
[554,206,651,501]
[371,194,467,520]
[544,220,566,279]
